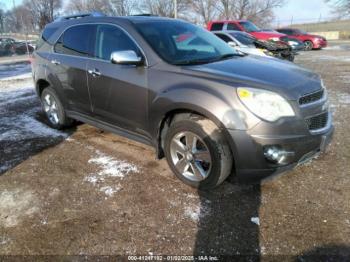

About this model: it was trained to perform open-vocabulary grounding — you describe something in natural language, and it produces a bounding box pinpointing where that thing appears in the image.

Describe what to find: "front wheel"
[304,40,314,51]
[164,114,233,189]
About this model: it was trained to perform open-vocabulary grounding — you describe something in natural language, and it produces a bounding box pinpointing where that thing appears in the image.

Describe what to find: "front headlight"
[270,37,280,41]
[237,87,295,122]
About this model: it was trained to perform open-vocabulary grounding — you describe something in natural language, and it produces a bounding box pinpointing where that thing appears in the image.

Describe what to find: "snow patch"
[251,217,260,226]
[1,72,32,81]
[0,189,39,227]
[85,150,139,197]
[88,151,139,178]
[100,185,121,197]
[0,236,10,246]
[337,92,350,104]
[184,204,210,222]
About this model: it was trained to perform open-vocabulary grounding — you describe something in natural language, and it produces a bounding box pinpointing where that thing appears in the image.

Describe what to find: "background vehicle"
[207,20,286,41]
[276,28,327,50]
[0,37,34,55]
[32,14,333,189]
[280,36,305,51]
[213,31,295,61]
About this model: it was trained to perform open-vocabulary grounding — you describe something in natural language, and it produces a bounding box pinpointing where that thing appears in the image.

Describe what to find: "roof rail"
[55,12,105,22]
[132,13,157,17]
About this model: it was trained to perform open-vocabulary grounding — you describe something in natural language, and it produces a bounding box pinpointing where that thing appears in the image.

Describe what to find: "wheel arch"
[155,106,238,174]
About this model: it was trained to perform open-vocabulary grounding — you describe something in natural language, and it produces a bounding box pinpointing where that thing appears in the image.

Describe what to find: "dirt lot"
[0,43,349,260]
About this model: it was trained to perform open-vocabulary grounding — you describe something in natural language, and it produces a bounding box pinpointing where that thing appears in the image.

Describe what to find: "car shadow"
[0,84,76,175]
[194,177,261,259]
[295,244,350,261]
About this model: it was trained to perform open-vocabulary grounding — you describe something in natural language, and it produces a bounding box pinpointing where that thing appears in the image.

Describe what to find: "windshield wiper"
[212,53,245,62]
[173,58,215,65]
[173,53,243,66]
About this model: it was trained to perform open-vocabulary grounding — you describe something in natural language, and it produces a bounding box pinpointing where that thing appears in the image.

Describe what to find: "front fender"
[150,87,250,139]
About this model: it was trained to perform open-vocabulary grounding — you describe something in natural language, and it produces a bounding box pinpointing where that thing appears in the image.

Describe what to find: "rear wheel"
[304,40,313,51]
[41,87,73,129]
[164,114,233,189]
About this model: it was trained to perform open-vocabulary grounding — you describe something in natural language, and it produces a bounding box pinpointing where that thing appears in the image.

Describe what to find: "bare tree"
[326,0,350,18]
[65,0,113,15]
[24,0,62,29]
[216,0,285,26]
[138,0,190,18]
[110,0,138,16]
[190,0,218,24]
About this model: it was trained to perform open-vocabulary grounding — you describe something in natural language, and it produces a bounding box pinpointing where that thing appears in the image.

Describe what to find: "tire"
[304,40,313,51]
[40,87,73,129]
[164,114,233,190]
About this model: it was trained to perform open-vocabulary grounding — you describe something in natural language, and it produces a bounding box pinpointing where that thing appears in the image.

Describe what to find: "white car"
[213,30,274,58]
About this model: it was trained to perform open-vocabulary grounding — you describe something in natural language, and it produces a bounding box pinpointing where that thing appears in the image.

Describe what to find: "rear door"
[49,24,95,114]
[87,24,149,136]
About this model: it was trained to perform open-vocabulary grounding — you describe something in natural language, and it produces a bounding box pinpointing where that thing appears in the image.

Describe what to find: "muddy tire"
[41,87,73,129]
[164,114,233,190]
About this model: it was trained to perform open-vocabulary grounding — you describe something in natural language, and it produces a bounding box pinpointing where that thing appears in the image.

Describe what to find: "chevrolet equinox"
[32,14,334,189]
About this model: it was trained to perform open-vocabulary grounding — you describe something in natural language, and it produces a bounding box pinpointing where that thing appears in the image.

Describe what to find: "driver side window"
[94,24,139,61]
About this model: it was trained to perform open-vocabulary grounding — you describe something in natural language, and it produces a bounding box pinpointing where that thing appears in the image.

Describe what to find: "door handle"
[88,69,101,77]
[51,59,60,65]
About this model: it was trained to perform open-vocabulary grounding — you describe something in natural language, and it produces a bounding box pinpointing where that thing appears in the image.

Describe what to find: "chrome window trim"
[51,22,149,67]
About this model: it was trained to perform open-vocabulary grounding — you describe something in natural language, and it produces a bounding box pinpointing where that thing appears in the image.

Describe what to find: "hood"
[183,55,322,100]
[250,31,286,40]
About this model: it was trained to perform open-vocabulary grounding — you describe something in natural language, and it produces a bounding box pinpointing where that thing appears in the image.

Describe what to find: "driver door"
[87,24,149,136]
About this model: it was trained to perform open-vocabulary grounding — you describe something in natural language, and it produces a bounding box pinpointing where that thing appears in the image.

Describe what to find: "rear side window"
[215,33,232,43]
[94,24,139,61]
[36,26,60,49]
[210,23,224,31]
[227,23,241,31]
[54,24,94,57]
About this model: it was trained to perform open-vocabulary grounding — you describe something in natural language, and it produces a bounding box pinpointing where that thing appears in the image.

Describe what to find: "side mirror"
[111,50,143,66]
[228,41,237,47]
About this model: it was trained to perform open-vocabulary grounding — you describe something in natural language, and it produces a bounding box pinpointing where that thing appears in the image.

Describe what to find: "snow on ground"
[1,72,32,81]
[184,202,210,223]
[0,73,67,173]
[251,217,260,226]
[85,150,140,197]
[0,189,39,228]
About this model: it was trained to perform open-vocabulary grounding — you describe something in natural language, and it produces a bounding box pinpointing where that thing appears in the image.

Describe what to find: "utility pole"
[13,0,16,9]
[174,0,177,18]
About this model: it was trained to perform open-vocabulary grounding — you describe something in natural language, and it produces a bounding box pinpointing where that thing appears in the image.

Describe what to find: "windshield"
[134,20,238,65]
[239,21,261,32]
[295,29,308,35]
[230,32,256,46]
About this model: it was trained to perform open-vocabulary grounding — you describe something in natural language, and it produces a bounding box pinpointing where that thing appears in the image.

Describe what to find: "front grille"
[306,112,328,131]
[299,89,324,105]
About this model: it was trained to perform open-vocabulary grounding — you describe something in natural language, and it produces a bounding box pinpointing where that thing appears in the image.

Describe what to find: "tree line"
[0,0,348,34]
[0,0,287,33]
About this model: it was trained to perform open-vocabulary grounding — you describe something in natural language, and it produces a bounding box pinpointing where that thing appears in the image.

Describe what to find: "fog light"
[264,146,294,164]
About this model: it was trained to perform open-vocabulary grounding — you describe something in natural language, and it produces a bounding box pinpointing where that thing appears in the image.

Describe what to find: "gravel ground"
[0,44,349,260]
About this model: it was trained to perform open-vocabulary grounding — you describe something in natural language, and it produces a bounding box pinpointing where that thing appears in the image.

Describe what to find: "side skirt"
[66,110,155,148]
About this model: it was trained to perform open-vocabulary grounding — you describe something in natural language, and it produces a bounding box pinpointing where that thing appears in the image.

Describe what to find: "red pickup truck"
[207,20,286,41]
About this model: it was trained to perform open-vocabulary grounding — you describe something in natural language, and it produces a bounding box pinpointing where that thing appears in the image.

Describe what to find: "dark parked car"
[0,37,34,55]
[280,36,305,51]
[32,14,333,189]
[276,28,327,51]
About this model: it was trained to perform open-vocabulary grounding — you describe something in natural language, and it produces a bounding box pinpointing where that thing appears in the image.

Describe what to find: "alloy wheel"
[170,131,212,182]
[43,94,60,125]
[305,41,313,51]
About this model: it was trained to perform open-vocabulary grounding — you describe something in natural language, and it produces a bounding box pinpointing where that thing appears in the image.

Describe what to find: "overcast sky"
[1,0,333,25]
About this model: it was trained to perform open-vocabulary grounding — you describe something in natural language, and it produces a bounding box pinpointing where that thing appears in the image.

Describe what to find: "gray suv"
[32,13,333,189]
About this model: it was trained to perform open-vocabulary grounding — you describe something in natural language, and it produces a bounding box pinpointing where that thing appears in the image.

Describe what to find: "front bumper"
[314,40,328,49]
[228,117,334,183]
